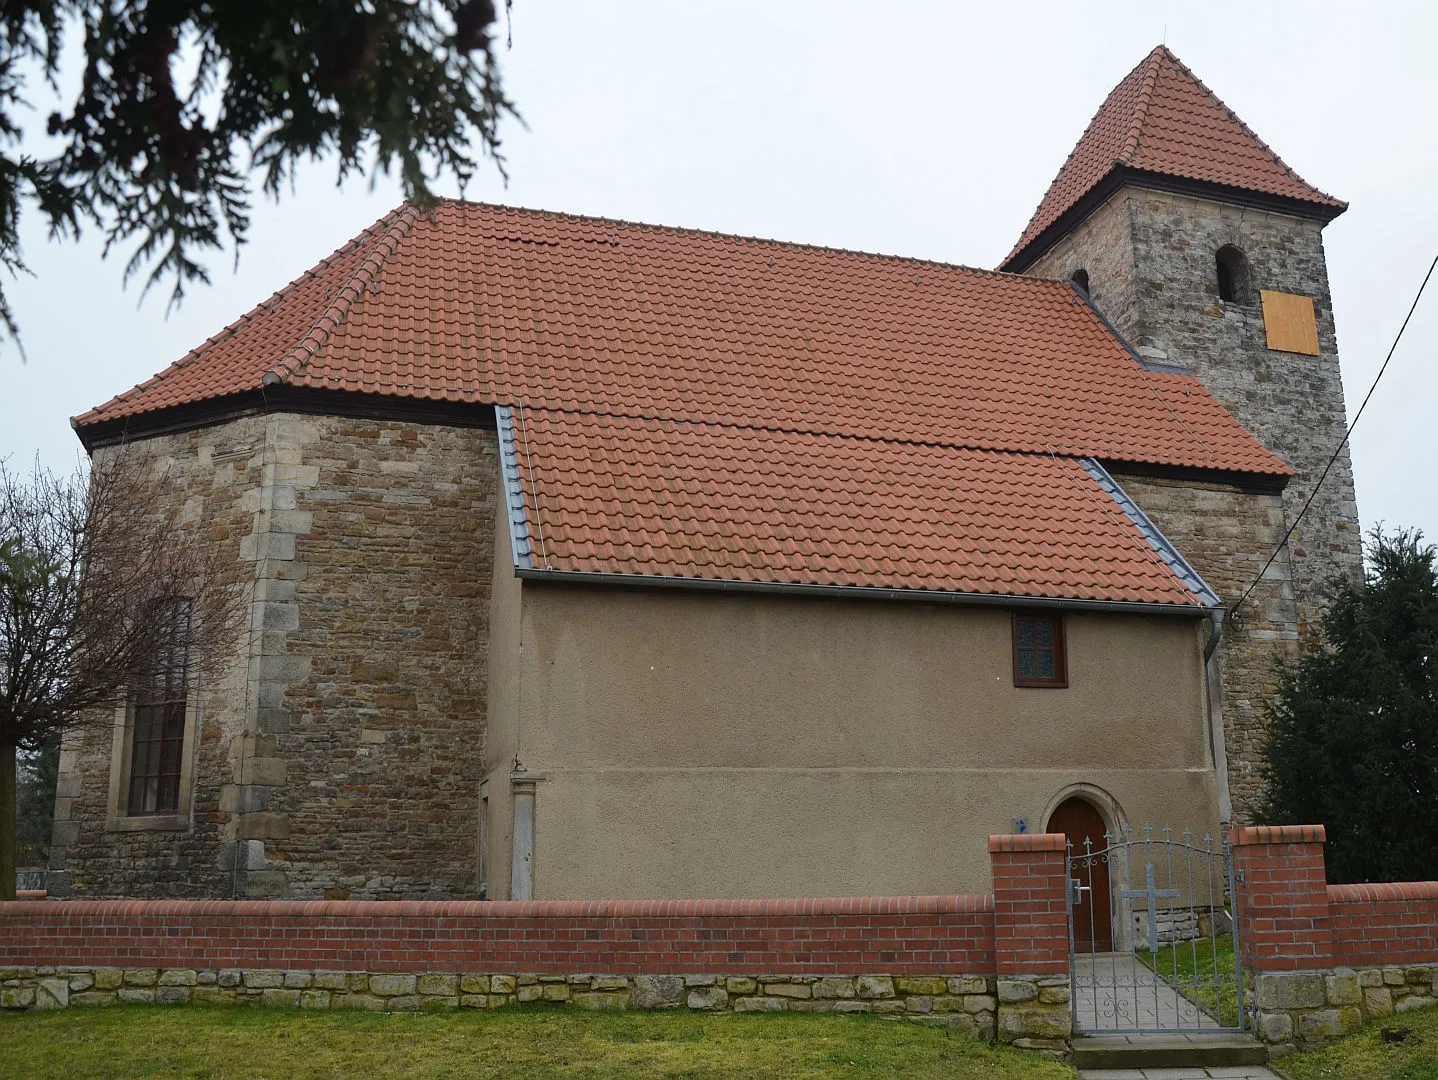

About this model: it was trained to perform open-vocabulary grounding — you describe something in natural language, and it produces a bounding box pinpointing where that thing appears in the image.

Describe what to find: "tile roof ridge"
[262,203,421,388]
[445,198,1049,284]
[1117,45,1167,165]
[1154,46,1345,209]
[74,208,408,426]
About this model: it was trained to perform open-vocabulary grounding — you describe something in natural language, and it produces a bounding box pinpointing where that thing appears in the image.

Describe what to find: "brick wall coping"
[1328,881,1438,903]
[0,894,993,919]
[15,890,46,901]
[1230,824,1326,846]
[988,833,1066,853]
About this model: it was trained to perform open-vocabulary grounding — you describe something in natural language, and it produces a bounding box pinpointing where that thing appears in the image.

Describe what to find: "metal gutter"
[1080,458,1222,608]
[493,405,535,570]
[513,566,1211,617]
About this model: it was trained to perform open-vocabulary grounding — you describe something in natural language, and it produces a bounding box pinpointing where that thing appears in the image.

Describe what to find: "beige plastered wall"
[485,523,1221,900]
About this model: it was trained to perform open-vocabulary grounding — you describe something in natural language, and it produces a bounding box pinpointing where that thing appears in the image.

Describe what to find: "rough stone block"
[1325,973,1361,1006]
[1396,995,1437,1014]
[1298,1009,1343,1038]
[872,1000,906,1014]
[68,973,95,992]
[1358,968,1383,988]
[261,989,302,1008]
[733,997,784,1012]
[124,970,160,988]
[687,986,729,1011]
[895,977,947,996]
[460,975,491,994]
[36,978,69,1010]
[948,977,989,995]
[999,1004,1071,1040]
[809,978,854,1000]
[725,978,758,996]
[386,996,422,1012]
[541,984,570,1002]
[243,971,285,990]
[1,987,36,1009]
[904,996,933,1013]
[965,994,998,1014]
[1384,969,1407,986]
[117,989,155,1004]
[832,1000,871,1013]
[631,975,685,1009]
[300,991,332,1009]
[590,977,629,991]
[421,997,459,1012]
[997,980,1037,1003]
[491,975,517,994]
[762,983,811,999]
[93,969,124,990]
[856,976,895,999]
[418,975,458,996]
[1407,967,1433,985]
[192,988,235,1005]
[159,970,199,987]
[459,995,489,1008]
[1038,985,1070,1005]
[1257,972,1325,1010]
[516,984,544,1003]
[369,974,417,997]
[157,987,192,1005]
[217,970,242,988]
[314,973,348,991]
[1364,987,1394,1016]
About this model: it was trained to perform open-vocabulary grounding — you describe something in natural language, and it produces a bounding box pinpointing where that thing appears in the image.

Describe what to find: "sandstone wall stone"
[1251,964,1437,1056]
[0,967,999,1038]
[50,413,498,899]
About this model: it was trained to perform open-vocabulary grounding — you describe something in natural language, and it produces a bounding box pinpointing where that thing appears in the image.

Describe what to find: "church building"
[48,46,1360,903]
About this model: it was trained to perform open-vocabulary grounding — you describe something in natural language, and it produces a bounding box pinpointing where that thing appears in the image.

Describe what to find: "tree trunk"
[0,741,16,901]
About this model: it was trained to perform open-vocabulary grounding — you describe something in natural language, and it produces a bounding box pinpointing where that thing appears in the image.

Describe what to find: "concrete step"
[1073,1032,1269,1070]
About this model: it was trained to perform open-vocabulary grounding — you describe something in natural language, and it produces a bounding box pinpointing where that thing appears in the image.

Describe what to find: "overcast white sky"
[2,0,1435,546]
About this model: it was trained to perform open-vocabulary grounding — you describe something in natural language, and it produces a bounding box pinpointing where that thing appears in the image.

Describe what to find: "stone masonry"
[0,968,1002,1037]
[1030,187,1364,823]
[1251,964,1437,1057]
[49,412,497,899]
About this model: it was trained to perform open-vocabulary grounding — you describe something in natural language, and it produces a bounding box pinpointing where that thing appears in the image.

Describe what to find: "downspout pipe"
[1203,608,1233,826]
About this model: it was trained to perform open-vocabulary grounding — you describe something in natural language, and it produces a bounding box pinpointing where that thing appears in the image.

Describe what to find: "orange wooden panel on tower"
[1261,290,1322,355]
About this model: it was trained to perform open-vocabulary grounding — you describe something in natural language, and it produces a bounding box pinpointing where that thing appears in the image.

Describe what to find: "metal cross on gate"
[1121,862,1181,954]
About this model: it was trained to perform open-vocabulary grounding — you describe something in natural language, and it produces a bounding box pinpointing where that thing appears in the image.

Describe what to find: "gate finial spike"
[1183,827,1193,843]
[1163,825,1173,842]
[1144,823,1153,841]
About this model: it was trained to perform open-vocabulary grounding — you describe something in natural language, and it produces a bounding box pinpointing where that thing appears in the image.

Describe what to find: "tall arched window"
[1215,246,1251,303]
[1070,268,1091,295]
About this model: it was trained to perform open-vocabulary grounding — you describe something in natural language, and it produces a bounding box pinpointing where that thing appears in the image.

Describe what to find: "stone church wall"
[49,412,497,900]
[1029,186,1363,822]
[1108,473,1292,824]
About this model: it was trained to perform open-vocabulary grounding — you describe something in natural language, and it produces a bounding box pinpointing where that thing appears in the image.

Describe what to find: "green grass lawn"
[1135,933,1242,1029]
[1278,999,1438,1080]
[0,1004,1076,1080]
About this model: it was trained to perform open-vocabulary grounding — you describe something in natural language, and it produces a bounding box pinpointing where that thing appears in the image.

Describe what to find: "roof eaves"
[494,404,535,571]
[1080,458,1221,607]
[261,203,420,389]
[514,566,1213,615]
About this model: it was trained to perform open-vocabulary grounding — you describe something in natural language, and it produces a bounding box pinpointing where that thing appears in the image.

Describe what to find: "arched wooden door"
[1048,797,1113,952]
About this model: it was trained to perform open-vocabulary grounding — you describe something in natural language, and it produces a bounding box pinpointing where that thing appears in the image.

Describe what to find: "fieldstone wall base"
[995,975,1072,1058]
[1253,965,1437,1057]
[0,968,1000,1039]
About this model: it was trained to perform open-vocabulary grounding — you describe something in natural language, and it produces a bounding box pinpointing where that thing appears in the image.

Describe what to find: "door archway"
[1048,796,1113,952]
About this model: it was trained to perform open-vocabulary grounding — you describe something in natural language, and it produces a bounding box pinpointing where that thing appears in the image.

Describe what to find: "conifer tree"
[1262,528,1438,883]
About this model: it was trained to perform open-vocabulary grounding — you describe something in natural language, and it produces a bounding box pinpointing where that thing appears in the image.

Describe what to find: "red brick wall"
[0,896,995,976]
[1328,882,1438,968]
[1231,825,1335,971]
[988,833,1068,977]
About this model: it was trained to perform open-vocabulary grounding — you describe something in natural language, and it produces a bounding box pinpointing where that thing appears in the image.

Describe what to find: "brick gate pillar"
[989,833,1072,1051]
[1230,824,1334,972]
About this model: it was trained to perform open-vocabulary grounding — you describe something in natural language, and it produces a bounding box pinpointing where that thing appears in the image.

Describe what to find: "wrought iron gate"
[1067,825,1246,1033]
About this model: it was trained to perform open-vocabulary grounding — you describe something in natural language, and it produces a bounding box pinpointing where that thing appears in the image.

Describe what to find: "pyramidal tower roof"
[1002,45,1346,271]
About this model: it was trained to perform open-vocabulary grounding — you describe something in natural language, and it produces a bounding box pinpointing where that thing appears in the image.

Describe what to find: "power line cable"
[1229,253,1438,620]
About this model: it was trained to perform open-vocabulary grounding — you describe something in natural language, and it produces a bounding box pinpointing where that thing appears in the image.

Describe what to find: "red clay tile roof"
[76,202,1287,477]
[501,407,1211,606]
[1003,45,1345,270]
[78,200,1291,607]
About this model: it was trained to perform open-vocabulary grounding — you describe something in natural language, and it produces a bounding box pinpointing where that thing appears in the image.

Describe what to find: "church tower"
[1002,45,1362,821]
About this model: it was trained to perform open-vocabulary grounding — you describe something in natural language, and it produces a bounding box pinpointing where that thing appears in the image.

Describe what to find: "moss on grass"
[0,1004,1076,1080]
[1278,1001,1438,1080]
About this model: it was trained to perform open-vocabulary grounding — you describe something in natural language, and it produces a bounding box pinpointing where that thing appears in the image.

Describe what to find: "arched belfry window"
[1070,268,1091,295]
[1215,246,1252,303]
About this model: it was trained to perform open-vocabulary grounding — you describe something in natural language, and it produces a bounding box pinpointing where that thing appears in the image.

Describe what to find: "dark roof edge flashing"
[514,566,1213,617]
[1097,457,1290,496]
[74,386,500,452]
[1002,166,1347,274]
